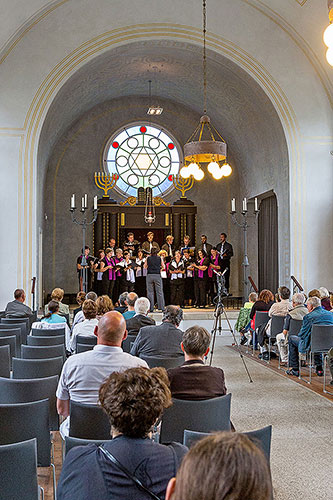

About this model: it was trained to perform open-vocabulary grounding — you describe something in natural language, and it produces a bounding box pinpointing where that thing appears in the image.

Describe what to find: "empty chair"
[12,356,63,379]
[122,334,137,353]
[288,318,303,336]
[1,318,28,344]
[0,399,55,498]
[253,311,270,352]
[64,436,112,456]
[302,325,333,384]
[21,344,65,361]
[0,375,59,430]
[0,345,10,378]
[0,326,22,352]
[31,327,65,337]
[183,425,272,462]
[76,343,94,354]
[69,400,111,440]
[160,394,232,444]
[267,316,286,361]
[0,335,17,364]
[76,334,97,345]
[139,354,184,369]
[0,439,42,500]
[27,334,65,346]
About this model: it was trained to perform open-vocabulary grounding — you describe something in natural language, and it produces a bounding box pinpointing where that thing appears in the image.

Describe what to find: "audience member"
[125,297,155,336]
[56,311,148,436]
[244,292,258,309]
[235,292,257,344]
[165,432,272,500]
[123,292,138,320]
[70,299,99,351]
[167,326,227,400]
[73,291,86,318]
[114,291,128,314]
[287,296,333,377]
[318,287,331,311]
[249,289,275,321]
[276,293,308,363]
[308,289,321,299]
[5,288,33,318]
[32,300,71,349]
[45,288,69,316]
[71,291,97,328]
[57,366,187,500]
[95,295,113,319]
[130,305,183,357]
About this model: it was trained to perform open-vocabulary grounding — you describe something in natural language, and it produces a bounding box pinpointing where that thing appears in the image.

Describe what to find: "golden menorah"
[171,174,194,198]
[94,172,119,197]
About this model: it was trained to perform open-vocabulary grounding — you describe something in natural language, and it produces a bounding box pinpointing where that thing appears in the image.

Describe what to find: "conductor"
[216,233,233,292]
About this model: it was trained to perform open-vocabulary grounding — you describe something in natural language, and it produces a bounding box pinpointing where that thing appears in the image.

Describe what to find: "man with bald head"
[56,311,148,436]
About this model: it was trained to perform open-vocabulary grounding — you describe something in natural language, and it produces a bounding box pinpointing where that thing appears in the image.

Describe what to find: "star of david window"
[104,123,181,197]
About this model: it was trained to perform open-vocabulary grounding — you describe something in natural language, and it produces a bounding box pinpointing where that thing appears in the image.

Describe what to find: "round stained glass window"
[104,123,182,197]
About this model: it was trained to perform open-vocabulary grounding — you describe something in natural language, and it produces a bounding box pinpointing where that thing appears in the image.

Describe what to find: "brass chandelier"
[180,0,232,181]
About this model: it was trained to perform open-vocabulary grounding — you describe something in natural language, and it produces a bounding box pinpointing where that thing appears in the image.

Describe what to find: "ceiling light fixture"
[181,0,232,181]
[323,1,333,66]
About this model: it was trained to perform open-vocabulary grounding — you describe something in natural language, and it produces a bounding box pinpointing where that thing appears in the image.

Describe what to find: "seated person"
[32,300,70,350]
[234,292,257,345]
[70,299,99,351]
[287,296,333,377]
[276,293,308,364]
[165,432,272,500]
[45,287,69,316]
[130,305,184,358]
[167,326,227,400]
[125,297,155,336]
[56,311,148,437]
[57,366,187,500]
[123,292,138,320]
[318,287,331,311]
[114,292,128,314]
[73,291,86,318]
[248,290,274,350]
[72,291,97,328]
[5,288,33,318]
[95,295,113,320]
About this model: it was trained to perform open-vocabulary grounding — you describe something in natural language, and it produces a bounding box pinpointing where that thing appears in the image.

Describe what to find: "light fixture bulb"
[323,23,333,47]
[326,47,333,66]
[208,161,220,174]
[212,168,223,180]
[194,168,205,181]
[188,162,199,174]
[180,166,191,178]
[221,163,232,177]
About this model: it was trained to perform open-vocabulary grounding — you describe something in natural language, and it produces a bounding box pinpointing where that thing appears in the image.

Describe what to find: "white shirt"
[56,345,148,436]
[70,318,99,351]
[72,310,84,329]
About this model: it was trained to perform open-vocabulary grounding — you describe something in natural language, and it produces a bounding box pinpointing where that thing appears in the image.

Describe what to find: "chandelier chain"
[203,0,207,114]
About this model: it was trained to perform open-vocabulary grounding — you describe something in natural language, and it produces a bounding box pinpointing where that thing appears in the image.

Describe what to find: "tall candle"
[231,198,236,212]
[84,194,88,208]
[81,196,85,209]
[70,194,75,209]
[94,195,98,210]
[243,197,247,212]
[254,197,258,212]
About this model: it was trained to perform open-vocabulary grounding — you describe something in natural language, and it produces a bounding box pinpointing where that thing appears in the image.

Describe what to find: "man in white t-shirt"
[56,310,148,436]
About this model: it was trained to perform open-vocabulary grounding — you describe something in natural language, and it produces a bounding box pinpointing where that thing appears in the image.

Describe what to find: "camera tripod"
[209,271,253,383]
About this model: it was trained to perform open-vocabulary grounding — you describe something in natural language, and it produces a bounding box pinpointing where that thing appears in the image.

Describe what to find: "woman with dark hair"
[42,300,67,325]
[190,249,209,308]
[101,247,116,299]
[57,367,187,500]
[93,249,106,296]
[250,289,275,321]
[165,432,272,500]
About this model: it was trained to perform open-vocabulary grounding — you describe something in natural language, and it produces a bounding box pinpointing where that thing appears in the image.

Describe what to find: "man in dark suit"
[216,233,233,292]
[130,305,183,357]
[125,297,156,336]
[161,235,175,261]
[198,235,212,257]
[167,326,227,400]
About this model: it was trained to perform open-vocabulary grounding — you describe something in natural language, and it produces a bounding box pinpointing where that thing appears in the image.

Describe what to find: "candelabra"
[94,172,118,198]
[230,197,260,301]
[70,194,98,292]
[171,174,194,198]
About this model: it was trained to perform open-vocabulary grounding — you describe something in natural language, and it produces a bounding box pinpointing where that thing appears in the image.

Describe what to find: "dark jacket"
[216,241,233,260]
[167,360,227,400]
[5,300,33,318]
[250,300,274,320]
[125,314,156,336]
[130,321,183,357]
[197,242,212,257]
[57,436,187,500]
[298,306,333,353]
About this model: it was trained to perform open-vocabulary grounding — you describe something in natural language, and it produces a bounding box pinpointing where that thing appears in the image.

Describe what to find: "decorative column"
[172,212,181,249]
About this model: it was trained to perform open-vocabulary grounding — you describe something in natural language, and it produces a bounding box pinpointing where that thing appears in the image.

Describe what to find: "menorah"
[171,174,194,198]
[94,172,119,198]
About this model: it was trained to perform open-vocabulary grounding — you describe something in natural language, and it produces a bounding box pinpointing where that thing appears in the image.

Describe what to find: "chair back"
[1,319,28,344]
[0,335,17,364]
[64,436,112,456]
[21,344,65,361]
[160,394,232,444]
[122,334,137,353]
[270,316,286,338]
[0,375,59,430]
[76,343,94,354]
[139,354,184,369]
[288,319,303,336]
[27,334,65,346]
[183,425,272,462]
[0,345,10,378]
[69,401,111,440]
[311,325,333,353]
[76,334,97,345]
[0,399,51,466]
[254,311,269,329]
[0,325,23,351]
[31,327,65,337]
[12,356,63,379]
[0,439,40,500]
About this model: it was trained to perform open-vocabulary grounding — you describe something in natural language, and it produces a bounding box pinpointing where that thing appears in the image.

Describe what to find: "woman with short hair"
[45,287,69,316]
[57,367,187,500]
[95,295,114,319]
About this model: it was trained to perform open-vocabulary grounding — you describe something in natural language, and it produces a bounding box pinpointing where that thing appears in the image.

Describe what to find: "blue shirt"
[123,310,136,320]
[42,313,67,324]
[298,306,333,353]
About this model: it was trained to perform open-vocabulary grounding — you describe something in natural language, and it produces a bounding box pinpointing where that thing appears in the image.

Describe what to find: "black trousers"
[184,277,194,302]
[194,278,207,307]
[135,276,146,297]
[102,278,115,299]
[170,279,185,306]
[121,279,135,293]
